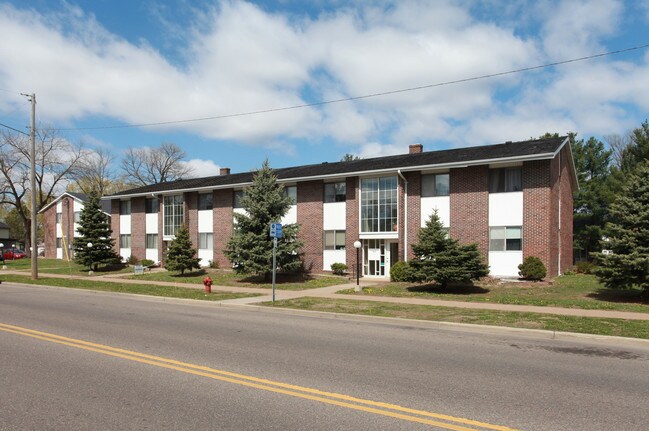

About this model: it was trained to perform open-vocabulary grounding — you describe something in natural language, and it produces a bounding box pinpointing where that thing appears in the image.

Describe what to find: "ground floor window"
[489,226,522,251]
[199,232,213,250]
[323,230,345,250]
[56,237,62,248]
[120,234,131,248]
[146,234,158,249]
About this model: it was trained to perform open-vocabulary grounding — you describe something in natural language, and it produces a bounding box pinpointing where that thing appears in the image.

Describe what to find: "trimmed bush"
[126,255,139,265]
[390,261,412,282]
[575,260,594,274]
[140,259,155,267]
[518,256,547,281]
[330,262,347,275]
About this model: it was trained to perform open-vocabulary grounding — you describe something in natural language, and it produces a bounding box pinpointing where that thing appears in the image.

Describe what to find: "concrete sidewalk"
[4,269,649,321]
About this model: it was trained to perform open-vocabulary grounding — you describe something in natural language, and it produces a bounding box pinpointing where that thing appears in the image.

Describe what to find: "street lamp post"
[354,240,362,292]
[87,242,93,275]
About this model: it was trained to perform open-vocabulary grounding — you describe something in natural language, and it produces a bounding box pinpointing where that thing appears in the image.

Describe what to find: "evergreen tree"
[165,225,201,275]
[73,193,119,270]
[594,162,649,295]
[408,211,489,288]
[225,160,303,278]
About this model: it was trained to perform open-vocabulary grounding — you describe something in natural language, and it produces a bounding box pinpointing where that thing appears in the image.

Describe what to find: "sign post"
[269,223,283,303]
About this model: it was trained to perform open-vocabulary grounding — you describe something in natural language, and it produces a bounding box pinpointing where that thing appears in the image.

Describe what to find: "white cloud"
[182,158,221,178]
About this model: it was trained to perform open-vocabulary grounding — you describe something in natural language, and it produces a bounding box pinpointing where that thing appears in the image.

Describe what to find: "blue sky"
[1,0,648,179]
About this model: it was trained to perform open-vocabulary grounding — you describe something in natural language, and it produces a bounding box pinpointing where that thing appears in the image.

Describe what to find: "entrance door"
[363,239,398,277]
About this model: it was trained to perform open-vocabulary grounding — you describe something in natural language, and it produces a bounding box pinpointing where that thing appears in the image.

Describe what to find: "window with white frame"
[324,230,345,250]
[199,233,213,250]
[163,195,184,237]
[198,193,213,211]
[145,198,158,213]
[489,168,522,193]
[324,182,346,203]
[489,226,522,251]
[56,213,62,223]
[146,234,158,249]
[120,234,131,248]
[421,174,449,197]
[233,191,246,209]
[361,176,398,233]
[120,200,131,215]
[284,186,297,204]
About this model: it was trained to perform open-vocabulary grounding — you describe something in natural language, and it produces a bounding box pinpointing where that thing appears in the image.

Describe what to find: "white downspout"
[397,170,408,262]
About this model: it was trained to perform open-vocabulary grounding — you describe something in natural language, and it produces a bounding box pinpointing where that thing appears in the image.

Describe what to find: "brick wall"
[184,192,198,254]
[404,171,421,261]
[449,166,489,258]
[131,197,145,261]
[111,199,120,256]
[297,180,323,272]
[43,205,57,258]
[157,195,164,263]
[559,145,575,273]
[345,177,359,273]
[213,189,233,267]
[523,160,553,275]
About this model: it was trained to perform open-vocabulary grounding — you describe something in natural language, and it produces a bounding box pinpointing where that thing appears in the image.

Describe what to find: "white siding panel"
[56,223,62,237]
[146,249,158,262]
[56,248,62,259]
[489,192,523,226]
[198,211,213,232]
[145,214,158,234]
[73,200,84,211]
[489,251,523,277]
[119,248,130,261]
[421,196,450,227]
[120,214,131,235]
[198,249,212,267]
[281,205,297,225]
[323,202,346,230]
[323,250,347,271]
[56,202,62,212]
[73,224,80,237]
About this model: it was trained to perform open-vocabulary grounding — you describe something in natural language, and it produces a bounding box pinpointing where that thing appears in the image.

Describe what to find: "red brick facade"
[184,192,199,252]
[43,203,57,259]
[449,165,490,258]
[404,171,421,260]
[131,197,145,261]
[110,200,120,255]
[345,177,359,272]
[297,180,323,272]
[213,189,233,267]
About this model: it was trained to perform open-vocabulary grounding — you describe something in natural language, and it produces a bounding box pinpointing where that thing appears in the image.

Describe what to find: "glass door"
[363,239,398,277]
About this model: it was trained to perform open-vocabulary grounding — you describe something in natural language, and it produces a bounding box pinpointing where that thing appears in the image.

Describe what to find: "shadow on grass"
[167,269,208,278]
[240,273,316,285]
[406,283,490,295]
[587,288,649,304]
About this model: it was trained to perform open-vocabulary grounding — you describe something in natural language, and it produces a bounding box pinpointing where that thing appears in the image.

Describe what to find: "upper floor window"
[119,200,131,215]
[284,186,297,205]
[361,176,398,233]
[233,190,246,209]
[145,198,158,214]
[199,232,213,250]
[198,193,213,211]
[163,195,184,237]
[421,174,449,197]
[489,226,522,251]
[324,182,346,203]
[489,167,522,193]
[323,230,345,250]
[146,234,158,249]
[56,213,62,224]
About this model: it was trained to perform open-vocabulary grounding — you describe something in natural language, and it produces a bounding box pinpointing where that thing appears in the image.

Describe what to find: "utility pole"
[21,93,38,280]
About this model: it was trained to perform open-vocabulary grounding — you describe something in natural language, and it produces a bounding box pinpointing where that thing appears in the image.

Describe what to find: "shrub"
[140,259,155,267]
[390,261,412,282]
[330,262,347,275]
[575,260,594,274]
[208,259,219,269]
[126,255,139,265]
[518,256,547,281]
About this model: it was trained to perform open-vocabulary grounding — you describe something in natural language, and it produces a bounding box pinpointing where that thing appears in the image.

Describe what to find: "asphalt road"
[1,283,648,431]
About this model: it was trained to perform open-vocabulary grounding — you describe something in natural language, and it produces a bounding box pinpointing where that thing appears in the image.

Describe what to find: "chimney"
[409,144,423,154]
[219,167,231,175]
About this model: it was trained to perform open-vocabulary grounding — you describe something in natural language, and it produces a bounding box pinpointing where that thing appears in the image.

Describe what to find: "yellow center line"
[0,322,518,431]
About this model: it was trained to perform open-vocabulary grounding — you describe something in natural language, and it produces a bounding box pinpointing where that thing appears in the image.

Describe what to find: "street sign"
[270,222,283,238]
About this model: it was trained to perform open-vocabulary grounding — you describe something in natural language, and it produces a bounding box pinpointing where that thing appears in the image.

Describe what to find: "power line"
[58,43,649,132]
[0,122,29,136]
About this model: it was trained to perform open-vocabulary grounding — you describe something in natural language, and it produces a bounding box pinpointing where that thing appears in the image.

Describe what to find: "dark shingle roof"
[106,136,568,198]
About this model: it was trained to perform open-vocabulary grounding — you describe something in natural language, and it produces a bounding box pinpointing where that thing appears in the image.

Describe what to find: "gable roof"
[39,192,112,215]
[105,136,573,199]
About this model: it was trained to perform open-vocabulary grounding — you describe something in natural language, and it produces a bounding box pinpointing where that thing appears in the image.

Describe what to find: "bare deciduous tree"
[0,128,84,253]
[69,147,118,196]
[604,133,631,169]
[120,142,192,186]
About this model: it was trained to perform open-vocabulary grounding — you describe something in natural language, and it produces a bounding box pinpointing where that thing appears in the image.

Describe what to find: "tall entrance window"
[361,176,398,232]
[163,195,184,237]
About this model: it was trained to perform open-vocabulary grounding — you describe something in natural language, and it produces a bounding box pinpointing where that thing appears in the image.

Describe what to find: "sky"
[0,0,648,179]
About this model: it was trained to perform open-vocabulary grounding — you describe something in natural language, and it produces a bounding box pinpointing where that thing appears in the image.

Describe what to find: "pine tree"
[165,225,201,275]
[408,211,489,288]
[73,193,119,271]
[594,161,649,295]
[225,160,303,278]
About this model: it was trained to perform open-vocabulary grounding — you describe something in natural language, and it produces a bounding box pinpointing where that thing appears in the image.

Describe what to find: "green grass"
[264,297,649,339]
[4,258,133,276]
[0,273,260,301]
[125,269,348,290]
[338,274,649,313]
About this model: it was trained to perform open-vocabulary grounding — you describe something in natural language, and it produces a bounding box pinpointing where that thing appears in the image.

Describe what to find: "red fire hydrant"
[203,275,212,294]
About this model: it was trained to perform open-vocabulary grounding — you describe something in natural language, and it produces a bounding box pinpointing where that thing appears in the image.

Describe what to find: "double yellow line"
[0,322,517,431]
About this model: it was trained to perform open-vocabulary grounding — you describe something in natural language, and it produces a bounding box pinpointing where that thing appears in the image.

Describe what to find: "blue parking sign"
[270,223,283,238]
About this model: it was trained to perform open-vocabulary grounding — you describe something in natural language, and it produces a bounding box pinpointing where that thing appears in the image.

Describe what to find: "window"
[421,174,449,197]
[120,200,131,215]
[56,213,62,223]
[199,233,213,250]
[145,198,158,214]
[324,230,345,250]
[489,167,522,193]
[73,211,81,223]
[284,186,297,204]
[120,234,131,248]
[163,195,184,237]
[233,191,246,209]
[198,193,213,211]
[324,182,346,203]
[489,226,522,251]
[361,176,398,233]
[56,237,62,248]
[146,234,158,249]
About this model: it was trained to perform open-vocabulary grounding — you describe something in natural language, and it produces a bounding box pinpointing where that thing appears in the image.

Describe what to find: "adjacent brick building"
[42,137,578,278]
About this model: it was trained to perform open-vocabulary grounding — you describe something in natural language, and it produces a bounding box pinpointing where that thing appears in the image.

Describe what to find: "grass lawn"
[264,297,649,339]
[0,273,260,301]
[125,269,348,291]
[339,274,649,313]
[4,258,133,276]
